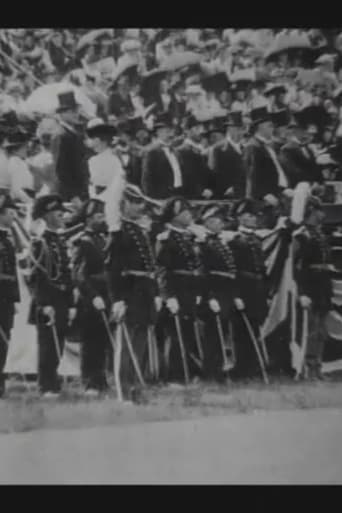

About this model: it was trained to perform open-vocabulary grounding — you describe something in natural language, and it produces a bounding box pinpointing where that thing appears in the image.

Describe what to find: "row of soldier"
[0,181,333,400]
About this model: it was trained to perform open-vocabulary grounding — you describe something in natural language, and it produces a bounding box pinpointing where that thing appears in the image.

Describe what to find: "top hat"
[224,110,244,128]
[271,109,291,128]
[32,194,67,220]
[249,106,271,127]
[56,91,79,113]
[185,114,204,130]
[86,118,117,139]
[153,113,173,131]
[161,196,192,224]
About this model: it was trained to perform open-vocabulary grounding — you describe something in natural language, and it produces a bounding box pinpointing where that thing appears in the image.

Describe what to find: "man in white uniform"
[86,118,126,231]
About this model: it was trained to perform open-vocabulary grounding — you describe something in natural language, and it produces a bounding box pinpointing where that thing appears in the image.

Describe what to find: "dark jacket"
[108,91,135,118]
[142,143,185,199]
[106,220,158,325]
[51,122,89,201]
[230,231,269,324]
[27,230,74,325]
[72,229,109,310]
[294,227,332,313]
[210,139,246,198]
[0,229,20,303]
[244,136,284,199]
[156,227,203,316]
[177,142,213,199]
[200,231,238,317]
[280,140,323,188]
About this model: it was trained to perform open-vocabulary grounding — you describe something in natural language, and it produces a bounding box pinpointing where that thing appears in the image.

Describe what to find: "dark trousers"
[120,322,148,388]
[232,313,261,379]
[202,313,230,381]
[80,310,109,391]
[37,321,66,393]
[0,302,14,395]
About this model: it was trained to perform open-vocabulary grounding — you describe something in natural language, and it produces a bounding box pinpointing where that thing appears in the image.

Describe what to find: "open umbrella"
[161,51,203,72]
[265,32,313,62]
[76,29,114,52]
[24,82,96,118]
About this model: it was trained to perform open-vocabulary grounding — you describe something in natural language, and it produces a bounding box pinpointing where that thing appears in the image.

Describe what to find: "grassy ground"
[2,374,342,434]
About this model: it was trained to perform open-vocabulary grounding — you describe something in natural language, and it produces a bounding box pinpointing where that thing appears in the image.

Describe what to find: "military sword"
[122,321,146,387]
[215,314,231,372]
[174,314,190,385]
[193,319,204,361]
[51,323,62,362]
[100,311,123,402]
[240,311,269,385]
[147,325,155,379]
[295,307,309,381]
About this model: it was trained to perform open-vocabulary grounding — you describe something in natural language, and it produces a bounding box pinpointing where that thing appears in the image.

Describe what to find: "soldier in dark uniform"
[199,205,245,381]
[28,194,76,397]
[106,185,161,391]
[0,193,20,397]
[229,199,269,380]
[294,196,332,380]
[156,197,203,384]
[72,198,110,396]
[50,91,89,202]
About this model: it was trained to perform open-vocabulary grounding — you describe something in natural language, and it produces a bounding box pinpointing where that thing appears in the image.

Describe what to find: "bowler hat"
[249,106,271,127]
[185,114,203,130]
[56,91,79,113]
[32,194,67,220]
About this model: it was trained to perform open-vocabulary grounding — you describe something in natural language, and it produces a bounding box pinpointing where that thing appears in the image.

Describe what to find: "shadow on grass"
[1,377,342,434]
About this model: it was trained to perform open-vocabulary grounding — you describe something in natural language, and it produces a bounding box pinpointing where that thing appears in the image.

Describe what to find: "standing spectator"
[3,130,34,203]
[177,115,213,199]
[51,91,89,201]
[142,114,185,199]
[210,110,246,198]
[244,106,289,199]
[108,75,135,119]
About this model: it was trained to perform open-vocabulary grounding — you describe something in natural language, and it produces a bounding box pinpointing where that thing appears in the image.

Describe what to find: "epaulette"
[220,230,237,244]
[156,230,170,242]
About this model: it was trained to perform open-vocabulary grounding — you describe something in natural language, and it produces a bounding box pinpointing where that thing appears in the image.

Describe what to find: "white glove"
[224,187,234,197]
[154,296,163,312]
[202,189,213,199]
[68,308,77,323]
[93,296,106,311]
[282,188,294,199]
[300,295,312,309]
[111,301,127,322]
[43,306,55,325]
[196,296,202,306]
[263,193,279,207]
[234,298,245,311]
[209,299,221,313]
[166,297,179,314]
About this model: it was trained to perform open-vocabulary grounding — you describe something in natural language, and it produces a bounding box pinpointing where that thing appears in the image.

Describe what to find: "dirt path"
[1,408,342,484]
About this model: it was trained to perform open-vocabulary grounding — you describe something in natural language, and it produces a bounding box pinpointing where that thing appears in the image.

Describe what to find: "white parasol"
[24,82,97,118]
